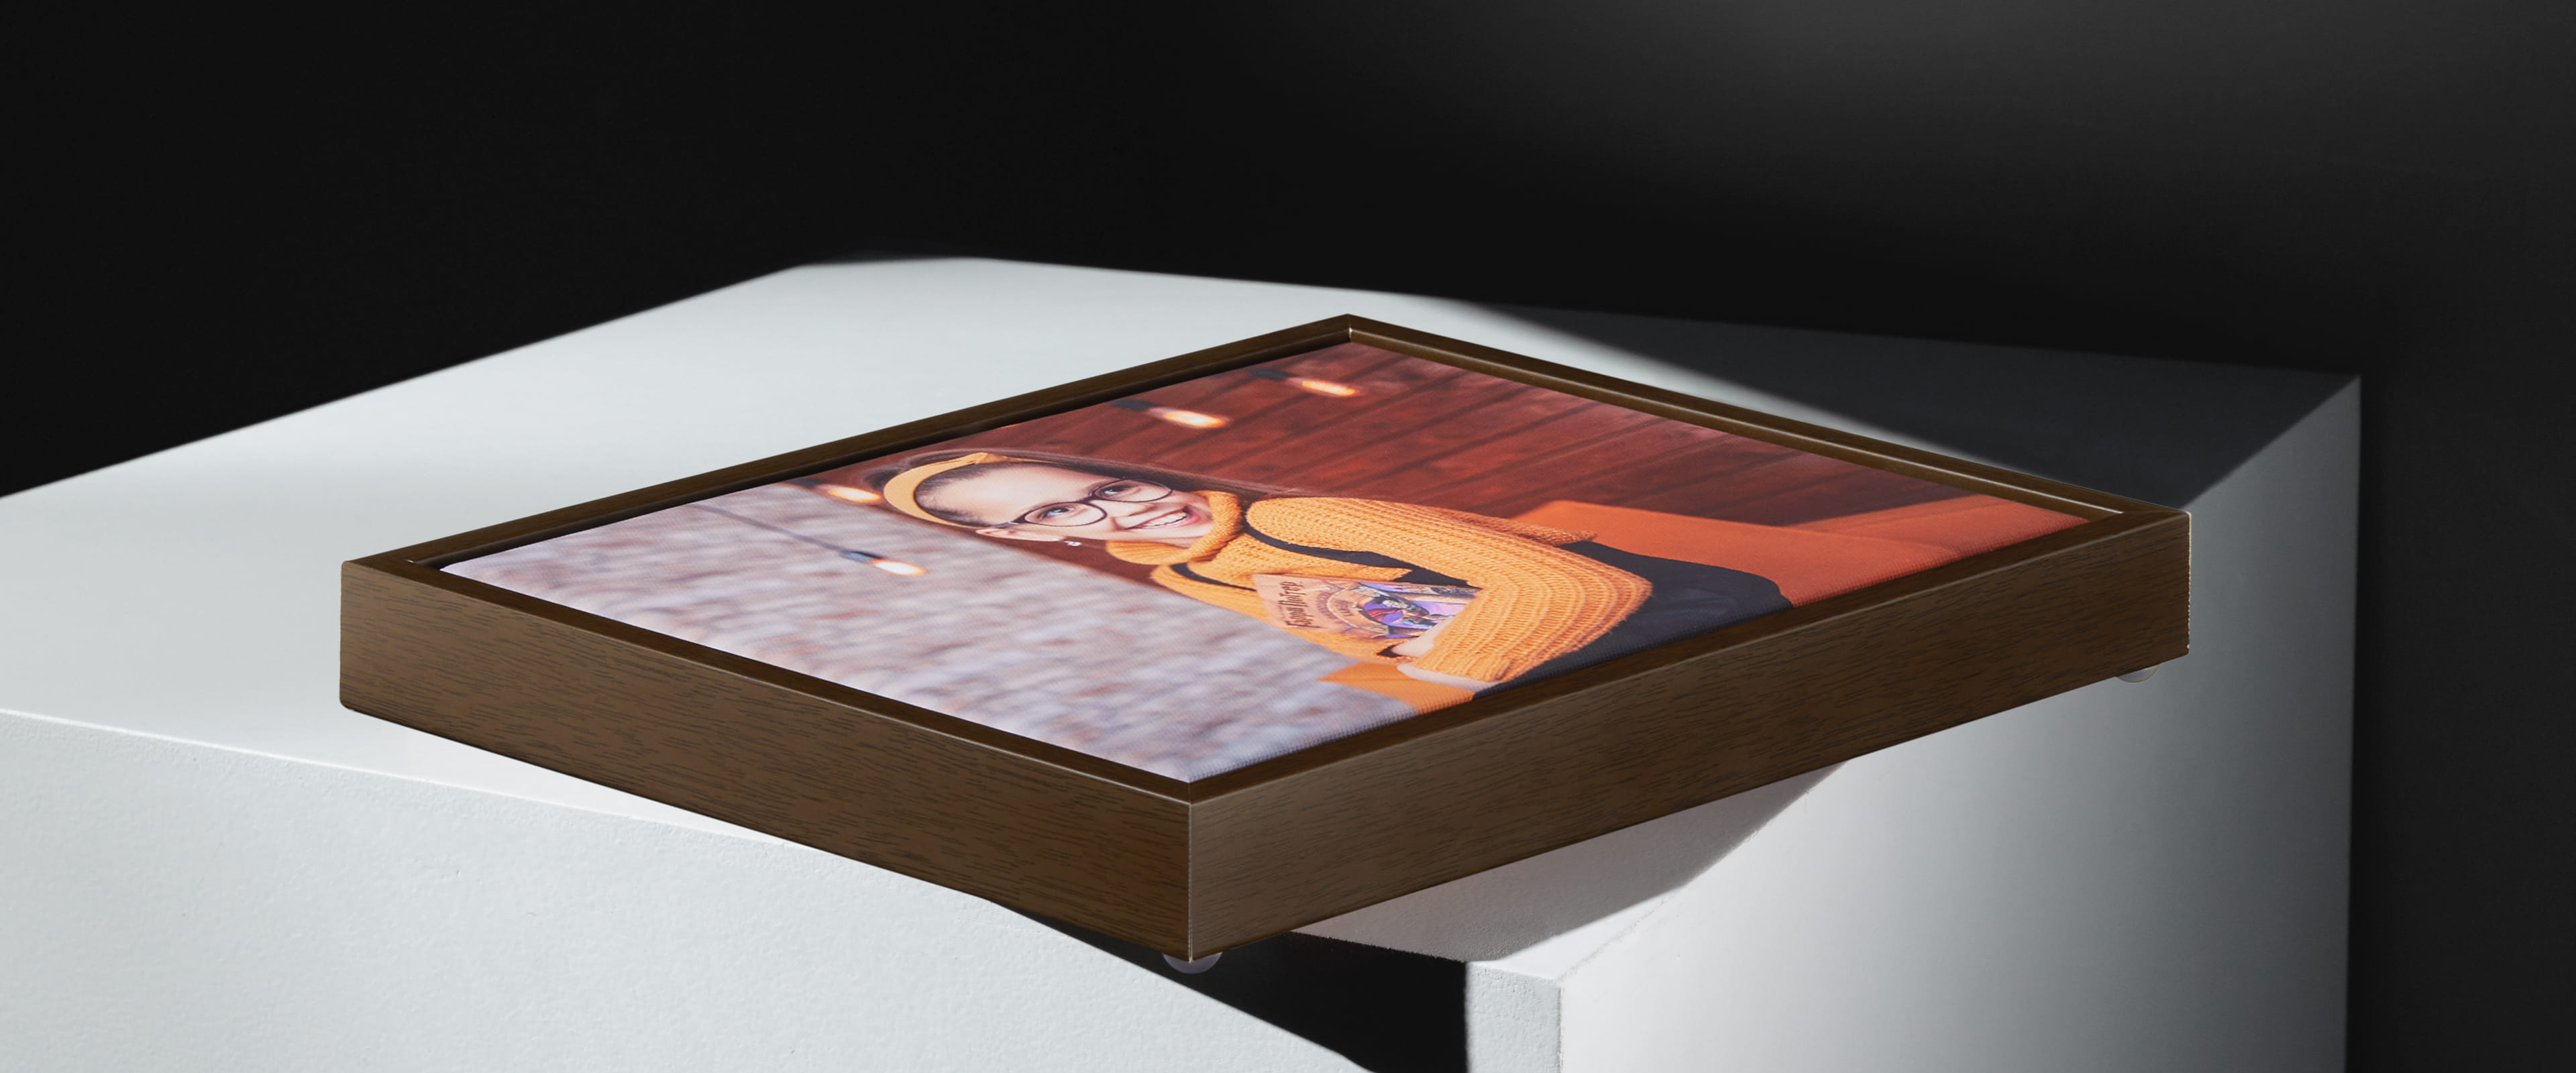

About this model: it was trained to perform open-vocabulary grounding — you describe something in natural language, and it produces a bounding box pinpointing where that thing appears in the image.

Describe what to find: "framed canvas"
[342,315,2189,959]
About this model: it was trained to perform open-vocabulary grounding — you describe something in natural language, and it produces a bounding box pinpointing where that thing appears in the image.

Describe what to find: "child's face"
[930,465,1218,545]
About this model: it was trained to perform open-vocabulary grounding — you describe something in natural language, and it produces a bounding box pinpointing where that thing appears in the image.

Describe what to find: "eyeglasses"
[1010,479,1173,527]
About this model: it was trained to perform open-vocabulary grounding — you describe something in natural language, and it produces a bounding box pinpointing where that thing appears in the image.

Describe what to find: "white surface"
[0,258,2353,1071]
[0,712,1356,1073]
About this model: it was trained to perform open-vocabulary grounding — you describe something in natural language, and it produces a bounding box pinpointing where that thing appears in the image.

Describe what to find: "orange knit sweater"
[1108,492,1655,683]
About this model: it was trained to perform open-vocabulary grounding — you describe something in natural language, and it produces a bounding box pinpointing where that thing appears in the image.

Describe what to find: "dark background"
[23,3,2568,1066]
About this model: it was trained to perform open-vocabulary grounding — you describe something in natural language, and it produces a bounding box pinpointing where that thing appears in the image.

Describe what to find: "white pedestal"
[0,258,2353,1072]
[1324,386,2356,1071]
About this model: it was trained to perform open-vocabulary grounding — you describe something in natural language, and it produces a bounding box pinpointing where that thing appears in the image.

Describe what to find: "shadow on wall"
[1495,304,2353,507]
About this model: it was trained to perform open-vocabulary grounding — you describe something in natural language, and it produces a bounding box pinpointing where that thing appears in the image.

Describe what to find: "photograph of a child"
[448,343,2085,780]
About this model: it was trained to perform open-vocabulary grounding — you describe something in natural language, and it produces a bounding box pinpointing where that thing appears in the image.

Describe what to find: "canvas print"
[445,343,2086,780]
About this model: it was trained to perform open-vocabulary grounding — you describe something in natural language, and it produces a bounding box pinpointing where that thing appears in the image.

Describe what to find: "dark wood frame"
[343,315,2189,958]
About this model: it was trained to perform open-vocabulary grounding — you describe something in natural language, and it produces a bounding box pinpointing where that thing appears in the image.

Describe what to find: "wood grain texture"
[340,315,2192,958]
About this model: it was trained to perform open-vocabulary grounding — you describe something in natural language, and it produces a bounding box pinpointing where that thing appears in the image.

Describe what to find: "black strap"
[1168,561,1252,591]
[1238,516,1471,587]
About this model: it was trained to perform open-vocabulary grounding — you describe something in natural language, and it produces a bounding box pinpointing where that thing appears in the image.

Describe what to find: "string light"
[1244,366,1360,396]
[788,477,884,504]
[1108,398,1230,428]
[813,482,882,504]
[689,504,928,577]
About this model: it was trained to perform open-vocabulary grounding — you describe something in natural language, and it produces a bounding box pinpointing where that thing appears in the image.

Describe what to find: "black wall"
[25,4,2569,1066]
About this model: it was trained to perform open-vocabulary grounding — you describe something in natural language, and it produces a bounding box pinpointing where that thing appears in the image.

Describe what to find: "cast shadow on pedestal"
[1010,913,1467,1073]
[1018,767,1839,1073]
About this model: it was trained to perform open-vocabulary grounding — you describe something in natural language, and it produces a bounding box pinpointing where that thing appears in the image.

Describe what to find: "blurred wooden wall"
[809,343,1968,583]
